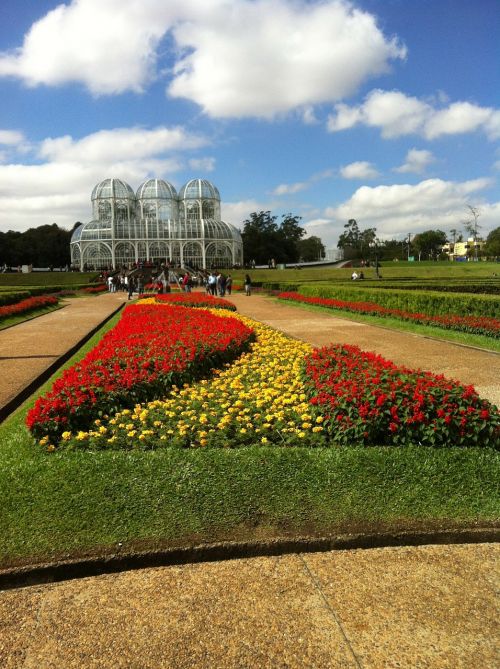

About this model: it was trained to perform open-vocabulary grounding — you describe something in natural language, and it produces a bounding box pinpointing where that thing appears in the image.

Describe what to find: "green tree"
[296,236,325,262]
[337,219,376,259]
[484,227,500,257]
[241,211,313,264]
[412,230,447,260]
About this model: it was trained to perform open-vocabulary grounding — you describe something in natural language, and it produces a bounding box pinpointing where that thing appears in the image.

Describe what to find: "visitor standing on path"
[244,274,252,296]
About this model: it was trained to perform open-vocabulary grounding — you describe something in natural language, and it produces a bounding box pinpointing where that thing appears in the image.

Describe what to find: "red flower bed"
[278,292,500,338]
[0,295,58,320]
[303,344,499,448]
[81,284,107,294]
[26,303,254,442]
[155,293,237,311]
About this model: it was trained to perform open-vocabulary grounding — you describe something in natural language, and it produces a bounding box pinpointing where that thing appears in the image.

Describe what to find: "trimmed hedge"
[297,284,499,318]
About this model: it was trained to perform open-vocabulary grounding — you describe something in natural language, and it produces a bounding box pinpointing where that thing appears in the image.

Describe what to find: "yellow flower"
[61,431,72,441]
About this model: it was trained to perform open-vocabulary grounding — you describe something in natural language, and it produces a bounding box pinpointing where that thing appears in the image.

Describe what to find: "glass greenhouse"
[70,178,243,270]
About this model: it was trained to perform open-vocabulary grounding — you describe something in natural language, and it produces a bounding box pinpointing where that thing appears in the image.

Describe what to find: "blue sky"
[0,0,498,248]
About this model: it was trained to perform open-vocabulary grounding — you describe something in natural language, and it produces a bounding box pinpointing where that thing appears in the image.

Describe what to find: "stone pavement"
[0,291,127,419]
[1,544,498,668]
[1,291,499,667]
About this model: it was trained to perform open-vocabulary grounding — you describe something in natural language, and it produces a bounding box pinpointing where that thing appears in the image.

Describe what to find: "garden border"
[0,527,498,591]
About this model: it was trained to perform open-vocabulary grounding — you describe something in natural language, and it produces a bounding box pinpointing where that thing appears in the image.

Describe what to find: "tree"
[241,211,313,264]
[296,236,325,262]
[337,219,376,258]
[412,230,447,260]
[0,224,71,267]
[463,205,482,260]
[484,227,500,257]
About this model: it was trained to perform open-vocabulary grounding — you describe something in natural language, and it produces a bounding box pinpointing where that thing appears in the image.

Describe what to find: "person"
[351,271,358,280]
[244,274,252,296]
[226,275,232,295]
[127,275,136,300]
[358,271,365,280]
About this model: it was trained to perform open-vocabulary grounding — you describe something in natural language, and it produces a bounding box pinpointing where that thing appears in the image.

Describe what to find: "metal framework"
[71,178,243,270]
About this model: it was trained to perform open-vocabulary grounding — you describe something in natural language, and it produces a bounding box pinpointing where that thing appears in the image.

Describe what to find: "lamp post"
[370,240,380,278]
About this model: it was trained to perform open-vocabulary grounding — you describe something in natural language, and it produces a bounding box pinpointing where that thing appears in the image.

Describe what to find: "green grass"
[272,298,500,352]
[0,310,498,568]
[0,272,99,287]
[230,261,500,284]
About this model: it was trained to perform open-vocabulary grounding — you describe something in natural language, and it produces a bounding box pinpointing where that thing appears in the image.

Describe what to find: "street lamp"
[370,239,380,278]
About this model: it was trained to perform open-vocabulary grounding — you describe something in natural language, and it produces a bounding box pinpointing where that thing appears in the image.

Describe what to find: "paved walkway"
[1,291,499,668]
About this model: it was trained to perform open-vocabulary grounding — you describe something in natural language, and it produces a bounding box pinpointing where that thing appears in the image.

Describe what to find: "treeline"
[242,211,325,264]
[0,224,76,268]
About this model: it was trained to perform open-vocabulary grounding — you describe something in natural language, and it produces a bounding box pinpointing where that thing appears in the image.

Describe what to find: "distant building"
[70,178,243,270]
[442,237,486,261]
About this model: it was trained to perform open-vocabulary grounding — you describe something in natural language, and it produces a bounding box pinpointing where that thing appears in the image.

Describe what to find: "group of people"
[205,272,233,297]
[351,270,365,280]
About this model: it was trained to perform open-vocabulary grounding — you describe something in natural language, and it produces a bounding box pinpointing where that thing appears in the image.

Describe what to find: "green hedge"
[0,291,31,307]
[297,284,500,318]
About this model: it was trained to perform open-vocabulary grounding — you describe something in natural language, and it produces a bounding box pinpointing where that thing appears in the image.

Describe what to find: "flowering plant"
[0,294,58,320]
[80,284,107,294]
[303,344,499,448]
[26,303,254,444]
[154,293,237,311]
[278,292,500,338]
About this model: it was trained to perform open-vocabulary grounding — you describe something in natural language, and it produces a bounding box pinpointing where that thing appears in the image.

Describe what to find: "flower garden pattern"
[26,303,254,445]
[0,294,58,321]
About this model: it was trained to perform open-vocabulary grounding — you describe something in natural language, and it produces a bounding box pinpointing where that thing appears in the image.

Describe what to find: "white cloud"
[272,181,308,196]
[328,89,500,140]
[221,200,271,229]
[169,0,406,118]
[326,177,498,237]
[394,148,435,174]
[188,157,216,172]
[340,161,379,179]
[0,125,209,232]
[272,168,334,196]
[0,130,25,145]
[0,1,405,118]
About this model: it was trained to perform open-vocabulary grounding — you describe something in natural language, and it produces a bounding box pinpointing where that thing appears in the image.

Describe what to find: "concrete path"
[1,544,498,668]
[0,292,127,416]
[0,291,499,667]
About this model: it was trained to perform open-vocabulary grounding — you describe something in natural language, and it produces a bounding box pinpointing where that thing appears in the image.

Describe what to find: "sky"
[0,0,499,249]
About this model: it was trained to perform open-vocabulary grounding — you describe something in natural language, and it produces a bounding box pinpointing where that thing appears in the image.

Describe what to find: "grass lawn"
[229,261,500,284]
[0,272,99,288]
[1,312,498,569]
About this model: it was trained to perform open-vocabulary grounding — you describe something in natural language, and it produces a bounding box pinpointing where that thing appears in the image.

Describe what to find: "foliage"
[484,227,500,257]
[0,224,72,267]
[26,304,254,444]
[297,283,499,318]
[278,291,500,338]
[241,211,309,264]
[296,235,326,262]
[304,344,499,448]
[411,229,447,260]
[337,219,377,258]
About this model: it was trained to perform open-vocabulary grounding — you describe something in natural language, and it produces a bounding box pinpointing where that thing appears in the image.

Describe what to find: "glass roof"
[70,224,84,243]
[91,178,135,201]
[136,179,177,200]
[179,179,220,201]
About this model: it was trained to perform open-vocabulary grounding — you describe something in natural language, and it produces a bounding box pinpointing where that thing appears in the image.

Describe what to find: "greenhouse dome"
[71,178,243,270]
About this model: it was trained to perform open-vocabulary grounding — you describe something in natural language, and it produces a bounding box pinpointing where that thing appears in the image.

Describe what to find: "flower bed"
[303,344,499,448]
[27,303,254,445]
[0,294,58,320]
[80,284,107,294]
[154,293,237,311]
[278,291,500,338]
[52,312,319,450]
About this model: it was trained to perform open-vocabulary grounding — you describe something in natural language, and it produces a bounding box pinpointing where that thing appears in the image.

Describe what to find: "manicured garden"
[0,293,498,568]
